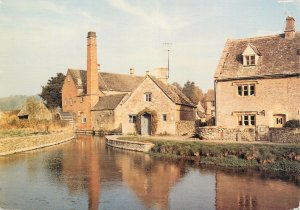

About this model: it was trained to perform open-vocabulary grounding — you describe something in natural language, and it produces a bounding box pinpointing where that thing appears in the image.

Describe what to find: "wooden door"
[141,114,151,135]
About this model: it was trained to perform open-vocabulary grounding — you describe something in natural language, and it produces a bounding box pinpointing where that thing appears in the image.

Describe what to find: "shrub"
[284,120,300,128]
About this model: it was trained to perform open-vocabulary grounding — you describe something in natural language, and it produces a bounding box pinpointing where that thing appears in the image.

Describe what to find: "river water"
[0,135,299,210]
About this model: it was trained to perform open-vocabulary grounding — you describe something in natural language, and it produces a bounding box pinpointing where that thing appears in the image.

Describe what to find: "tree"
[171,82,183,91]
[40,73,65,108]
[182,81,203,104]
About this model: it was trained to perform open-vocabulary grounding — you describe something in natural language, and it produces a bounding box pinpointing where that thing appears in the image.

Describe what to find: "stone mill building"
[62,32,196,135]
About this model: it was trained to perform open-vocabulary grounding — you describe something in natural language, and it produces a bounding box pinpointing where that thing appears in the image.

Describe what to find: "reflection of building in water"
[216,172,300,210]
[116,153,184,209]
[60,136,102,210]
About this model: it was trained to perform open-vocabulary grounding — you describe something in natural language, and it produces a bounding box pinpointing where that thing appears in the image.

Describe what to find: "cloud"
[106,0,189,31]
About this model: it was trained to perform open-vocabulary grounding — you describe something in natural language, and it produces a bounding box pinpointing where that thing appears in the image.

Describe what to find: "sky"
[0,0,299,97]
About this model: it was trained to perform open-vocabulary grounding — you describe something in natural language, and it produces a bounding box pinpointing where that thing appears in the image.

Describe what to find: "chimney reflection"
[61,136,101,209]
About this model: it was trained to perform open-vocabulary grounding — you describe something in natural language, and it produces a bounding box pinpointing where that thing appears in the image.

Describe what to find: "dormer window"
[245,55,256,66]
[242,43,260,66]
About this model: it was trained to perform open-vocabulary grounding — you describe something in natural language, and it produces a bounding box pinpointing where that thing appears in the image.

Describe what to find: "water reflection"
[216,171,300,210]
[0,135,299,210]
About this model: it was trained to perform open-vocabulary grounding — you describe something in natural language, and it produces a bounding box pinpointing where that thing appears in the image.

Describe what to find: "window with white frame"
[237,84,255,96]
[82,116,86,124]
[244,55,256,66]
[162,114,167,122]
[129,115,137,123]
[144,92,152,102]
[238,114,256,126]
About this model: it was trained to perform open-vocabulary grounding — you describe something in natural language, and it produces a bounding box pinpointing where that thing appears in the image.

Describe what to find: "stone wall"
[269,128,300,143]
[176,121,195,136]
[197,126,255,142]
[0,131,75,155]
[105,136,154,152]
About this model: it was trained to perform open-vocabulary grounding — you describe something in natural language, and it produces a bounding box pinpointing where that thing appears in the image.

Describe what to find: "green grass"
[118,136,300,174]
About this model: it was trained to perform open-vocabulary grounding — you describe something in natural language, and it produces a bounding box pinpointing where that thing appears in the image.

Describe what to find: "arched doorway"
[141,113,151,135]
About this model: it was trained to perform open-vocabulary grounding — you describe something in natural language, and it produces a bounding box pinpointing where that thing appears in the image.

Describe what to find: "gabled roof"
[92,93,127,111]
[215,32,300,80]
[68,69,144,93]
[148,76,196,107]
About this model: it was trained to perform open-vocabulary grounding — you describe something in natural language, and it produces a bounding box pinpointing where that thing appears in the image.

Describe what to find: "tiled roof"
[68,69,144,93]
[215,32,300,80]
[149,76,196,107]
[92,93,127,111]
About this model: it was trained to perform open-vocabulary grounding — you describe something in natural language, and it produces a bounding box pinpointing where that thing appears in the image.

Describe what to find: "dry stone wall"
[176,121,195,136]
[197,126,255,142]
[0,131,75,155]
[269,128,300,143]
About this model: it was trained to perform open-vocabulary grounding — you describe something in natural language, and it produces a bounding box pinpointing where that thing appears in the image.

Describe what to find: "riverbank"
[0,131,75,156]
[116,136,300,175]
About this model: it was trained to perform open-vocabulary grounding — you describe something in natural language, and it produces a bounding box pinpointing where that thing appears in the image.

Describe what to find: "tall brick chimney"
[87,31,99,95]
[285,16,295,39]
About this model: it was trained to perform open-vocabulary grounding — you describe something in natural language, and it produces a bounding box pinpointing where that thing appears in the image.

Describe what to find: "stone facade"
[216,77,300,127]
[197,126,256,142]
[269,128,300,143]
[214,17,300,130]
[120,77,195,135]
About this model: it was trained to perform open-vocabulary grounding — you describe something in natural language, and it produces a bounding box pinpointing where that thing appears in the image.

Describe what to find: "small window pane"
[250,115,255,126]
[238,116,243,125]
[238,86,243,96]
[250,55,255,65]
[243,85,249,96]
[250,85,255,96]
[244,115,249,125]
[162,114,167,121]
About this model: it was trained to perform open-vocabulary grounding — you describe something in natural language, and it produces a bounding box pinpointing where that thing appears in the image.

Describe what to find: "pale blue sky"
[0,0,299,97]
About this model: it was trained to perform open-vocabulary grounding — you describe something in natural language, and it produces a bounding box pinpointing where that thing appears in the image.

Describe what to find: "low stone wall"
[197,126,255,142]
[0,131,75,155]
[105,136,154,152]
[269,128,300,143]
[176,121,195,136]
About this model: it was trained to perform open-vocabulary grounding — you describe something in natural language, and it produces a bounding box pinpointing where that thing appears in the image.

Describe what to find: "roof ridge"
[100,71,144,78]
[227,31,300,42]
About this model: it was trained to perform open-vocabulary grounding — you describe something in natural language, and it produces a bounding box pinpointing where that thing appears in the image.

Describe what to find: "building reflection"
[116,152,185,209]
[48,135,104,210]
[216,171,300,210]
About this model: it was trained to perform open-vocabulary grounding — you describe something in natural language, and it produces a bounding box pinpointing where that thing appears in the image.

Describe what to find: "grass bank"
[118,136,300,175]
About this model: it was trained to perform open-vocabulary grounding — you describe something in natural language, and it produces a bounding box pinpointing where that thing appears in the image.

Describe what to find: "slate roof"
[92,93,127,111]
[215,32,300,80]
[149,76,196,107]
[68,69,144,93]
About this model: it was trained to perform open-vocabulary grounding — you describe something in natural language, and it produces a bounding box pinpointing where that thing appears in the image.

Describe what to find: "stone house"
[214,16,300,130]
[62,32,196,135]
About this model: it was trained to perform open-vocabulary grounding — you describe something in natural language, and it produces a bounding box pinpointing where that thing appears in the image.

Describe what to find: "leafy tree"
[182,81,203,104]
[40,73,65,108]
[171,82,183,91]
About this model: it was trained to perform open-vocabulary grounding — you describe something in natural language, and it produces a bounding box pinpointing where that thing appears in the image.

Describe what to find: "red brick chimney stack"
[285,16,295,39]
[87,31,99,95]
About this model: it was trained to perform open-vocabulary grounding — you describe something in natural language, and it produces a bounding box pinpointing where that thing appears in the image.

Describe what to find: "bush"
[284,120,300,128]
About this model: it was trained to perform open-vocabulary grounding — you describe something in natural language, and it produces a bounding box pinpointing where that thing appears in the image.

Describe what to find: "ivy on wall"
[135,107,158,135]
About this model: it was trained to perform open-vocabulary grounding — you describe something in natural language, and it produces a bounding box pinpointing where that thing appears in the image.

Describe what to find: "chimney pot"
[87,31,96,38]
